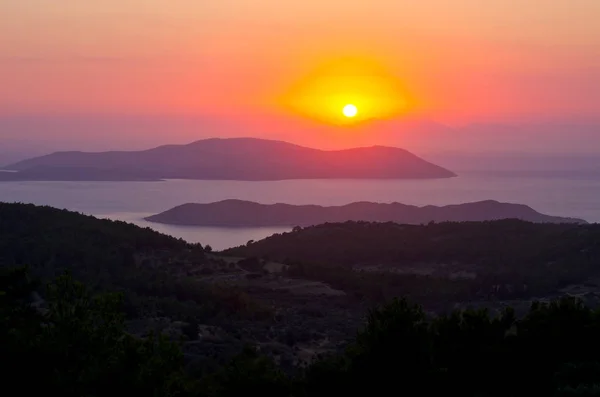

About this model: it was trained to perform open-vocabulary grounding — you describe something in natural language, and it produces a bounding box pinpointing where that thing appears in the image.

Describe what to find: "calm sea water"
[1,173,599,250]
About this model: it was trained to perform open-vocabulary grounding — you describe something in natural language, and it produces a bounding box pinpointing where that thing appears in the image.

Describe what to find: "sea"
[1,172,599,250]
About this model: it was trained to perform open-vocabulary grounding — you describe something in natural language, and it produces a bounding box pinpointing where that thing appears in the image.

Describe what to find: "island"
[145,199,586,227]
[3,137,455,181]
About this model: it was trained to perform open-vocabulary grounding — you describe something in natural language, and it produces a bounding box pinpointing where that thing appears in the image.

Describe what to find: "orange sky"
[1,1,599,134]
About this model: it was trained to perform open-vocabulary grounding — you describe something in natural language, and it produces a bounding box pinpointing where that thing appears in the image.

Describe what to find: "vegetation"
[0,202,191,279]
[0,203,267,322]
[299,297,600,396]
[5,266,600,396]
[227,220,600,307]
[5,203,600,395]
[0,267,191,396]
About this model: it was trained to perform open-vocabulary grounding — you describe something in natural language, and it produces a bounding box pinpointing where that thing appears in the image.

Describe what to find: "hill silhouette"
[4,138,455,181]
[145,199,586,227]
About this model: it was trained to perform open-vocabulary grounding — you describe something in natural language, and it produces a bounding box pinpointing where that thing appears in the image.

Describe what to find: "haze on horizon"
[1,0,599,157]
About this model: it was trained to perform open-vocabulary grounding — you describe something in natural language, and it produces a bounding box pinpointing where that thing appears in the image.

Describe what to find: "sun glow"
[278,57,409,124]
[343,104,358,118]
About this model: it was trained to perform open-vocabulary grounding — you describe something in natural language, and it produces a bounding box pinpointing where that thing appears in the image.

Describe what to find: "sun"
[342,104,358,118]
[278,56,411,124]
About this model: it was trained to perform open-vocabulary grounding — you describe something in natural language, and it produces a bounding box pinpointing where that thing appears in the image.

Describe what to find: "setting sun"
[278,57,409,125]
[343,104,358,118]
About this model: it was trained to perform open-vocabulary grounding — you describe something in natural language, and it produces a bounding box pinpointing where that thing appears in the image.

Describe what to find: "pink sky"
[1,0,599,152]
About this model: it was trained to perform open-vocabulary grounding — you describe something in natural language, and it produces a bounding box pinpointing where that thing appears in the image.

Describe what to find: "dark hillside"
[0,203,270,324]
[226,220,600,305]
[0,202,188,280]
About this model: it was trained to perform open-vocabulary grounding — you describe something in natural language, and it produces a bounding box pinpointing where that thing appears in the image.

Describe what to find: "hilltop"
[3,138,456,181]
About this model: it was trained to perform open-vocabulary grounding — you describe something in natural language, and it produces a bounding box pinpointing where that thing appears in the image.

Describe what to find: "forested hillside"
[4,203,600,395]
[227,220,600,308]
[0,203,362,371]
[0,203,261,320]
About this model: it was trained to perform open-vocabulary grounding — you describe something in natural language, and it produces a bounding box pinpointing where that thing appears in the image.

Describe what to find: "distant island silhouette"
[145,199,586,227]
[3,138,455,181]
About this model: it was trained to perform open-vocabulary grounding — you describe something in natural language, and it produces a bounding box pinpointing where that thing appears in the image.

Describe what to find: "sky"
[1,0,599,153]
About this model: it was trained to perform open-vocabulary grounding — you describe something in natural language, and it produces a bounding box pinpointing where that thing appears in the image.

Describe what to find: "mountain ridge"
[4,137,456,181]
[145,199,586,227]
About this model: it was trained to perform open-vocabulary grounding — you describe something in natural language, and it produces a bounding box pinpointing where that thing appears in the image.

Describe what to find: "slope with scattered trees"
[5,266,600,396]
[227,220,600,308]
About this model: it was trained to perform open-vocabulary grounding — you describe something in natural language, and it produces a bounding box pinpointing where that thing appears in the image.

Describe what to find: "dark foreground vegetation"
[1,267,189,396]
[3,203,600,395]
[4,266,600,396]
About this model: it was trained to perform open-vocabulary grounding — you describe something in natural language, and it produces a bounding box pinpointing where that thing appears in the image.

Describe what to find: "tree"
[0,268,192,397]
[182,317,199,341]
[202,346,290,397]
